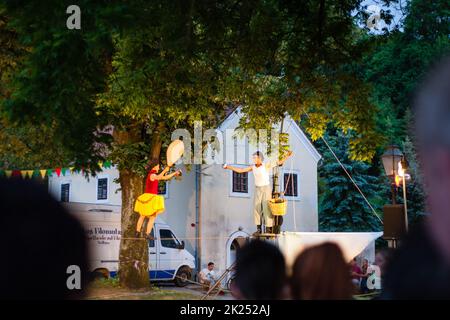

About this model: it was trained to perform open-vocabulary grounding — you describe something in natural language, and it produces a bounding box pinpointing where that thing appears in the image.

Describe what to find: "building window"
[158,181,167,195]
[284,173,298,197]
[232,171,248,193]
[60,183,70,202]
[97,178,108,200]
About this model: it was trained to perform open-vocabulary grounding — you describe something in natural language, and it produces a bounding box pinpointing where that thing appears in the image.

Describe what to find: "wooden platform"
[252,233,278,239]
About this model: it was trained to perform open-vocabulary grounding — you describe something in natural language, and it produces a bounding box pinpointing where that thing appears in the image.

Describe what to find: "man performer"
[224,150,293,235]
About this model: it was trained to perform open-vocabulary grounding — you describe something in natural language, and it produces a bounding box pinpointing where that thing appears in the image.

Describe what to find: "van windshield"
[160,229,180,249]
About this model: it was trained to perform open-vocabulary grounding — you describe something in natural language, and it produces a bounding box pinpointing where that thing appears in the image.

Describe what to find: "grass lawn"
[85,278,201,300]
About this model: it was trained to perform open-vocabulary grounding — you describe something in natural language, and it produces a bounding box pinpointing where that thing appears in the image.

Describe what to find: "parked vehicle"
[65,203,195,287]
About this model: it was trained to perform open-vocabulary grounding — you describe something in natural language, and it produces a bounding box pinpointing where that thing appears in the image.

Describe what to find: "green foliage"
[364,0,450,145]
[356,0,449,228]
[401,136,427,225]
[318,131,383,232]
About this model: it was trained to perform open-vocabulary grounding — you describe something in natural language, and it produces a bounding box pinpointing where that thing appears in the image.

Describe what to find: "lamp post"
[381,145,403,204]
[397,158,410,232]
[381,145,405,248]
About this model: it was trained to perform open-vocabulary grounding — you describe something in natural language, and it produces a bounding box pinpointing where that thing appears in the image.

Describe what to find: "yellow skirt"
[134,193,165,217]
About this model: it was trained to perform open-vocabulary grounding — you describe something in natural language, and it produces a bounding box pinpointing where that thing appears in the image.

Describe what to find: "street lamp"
[382,145,411,248]
[381,145,403,204]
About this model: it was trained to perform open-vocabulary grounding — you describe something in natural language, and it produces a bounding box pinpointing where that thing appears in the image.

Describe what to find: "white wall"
[198,114,320,271]
[48,167,121,205]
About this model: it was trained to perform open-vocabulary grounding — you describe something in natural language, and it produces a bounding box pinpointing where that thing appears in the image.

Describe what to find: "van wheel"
[174,267,191,287]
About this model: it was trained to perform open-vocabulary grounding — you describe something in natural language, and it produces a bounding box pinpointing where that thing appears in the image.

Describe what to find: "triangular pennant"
[5,170,12,178]
[26,170,33,178]
[69,167,75,173]
[98,161,104,169]
[20,170,28,179]
[40,170,47,179]
[104,161,112,169]
[32,170,40,178]
[61,168,68,176]
[46,169,53,177]
[55,168,61,177]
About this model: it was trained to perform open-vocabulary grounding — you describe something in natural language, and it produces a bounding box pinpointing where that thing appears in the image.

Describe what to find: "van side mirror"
[177,240,185,250]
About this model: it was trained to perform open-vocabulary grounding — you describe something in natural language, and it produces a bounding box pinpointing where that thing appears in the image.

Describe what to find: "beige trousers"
[254,185,274,227]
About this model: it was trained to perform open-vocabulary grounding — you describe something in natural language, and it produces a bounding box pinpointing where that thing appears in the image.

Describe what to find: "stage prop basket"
[268,198,287,216]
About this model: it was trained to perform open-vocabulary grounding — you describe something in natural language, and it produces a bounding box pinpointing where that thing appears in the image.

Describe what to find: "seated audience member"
[0,178,88,299]
[232,240,287,300]
[199,262,218,289]
[350,258,362,290]
[360,259,370,294]
[290,242,353,300]
[382,57,450,299]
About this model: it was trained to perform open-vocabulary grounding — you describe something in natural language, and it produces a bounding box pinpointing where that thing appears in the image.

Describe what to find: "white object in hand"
[167,139,185,166]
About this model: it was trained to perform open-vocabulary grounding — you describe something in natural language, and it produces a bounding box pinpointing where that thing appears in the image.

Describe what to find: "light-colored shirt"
[252,161,276,187]
[200,268,216,282]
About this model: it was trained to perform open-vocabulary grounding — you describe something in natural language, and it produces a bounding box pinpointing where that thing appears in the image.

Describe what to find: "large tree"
[1,0,394,288]
[317,130,382,232]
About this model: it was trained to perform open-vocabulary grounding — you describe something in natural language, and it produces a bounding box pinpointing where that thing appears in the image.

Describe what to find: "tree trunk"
[115,126,149,289]
[115,123,164,289]
[118,168,149,289]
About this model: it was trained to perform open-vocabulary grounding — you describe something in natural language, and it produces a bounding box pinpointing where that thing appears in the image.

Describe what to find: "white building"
[49,109,322,273]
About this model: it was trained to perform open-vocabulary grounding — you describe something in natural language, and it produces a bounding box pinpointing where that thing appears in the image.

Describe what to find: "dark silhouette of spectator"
[382,57,450,299]
[290,242,353,300]
[0,178,88,299]
[232,240,287,300]
[375,247,393,284]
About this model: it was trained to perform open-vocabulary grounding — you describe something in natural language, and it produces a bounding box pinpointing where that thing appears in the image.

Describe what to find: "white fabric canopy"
[276,231,383,266]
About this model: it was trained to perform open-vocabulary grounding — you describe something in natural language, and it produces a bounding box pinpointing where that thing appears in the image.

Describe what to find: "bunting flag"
[0,161,114,179]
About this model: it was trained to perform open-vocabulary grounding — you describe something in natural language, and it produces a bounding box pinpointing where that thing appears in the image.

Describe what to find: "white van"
[63,203,196,287]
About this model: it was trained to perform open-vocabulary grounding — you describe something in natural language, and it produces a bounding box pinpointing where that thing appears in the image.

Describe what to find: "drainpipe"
[195,164,202,272]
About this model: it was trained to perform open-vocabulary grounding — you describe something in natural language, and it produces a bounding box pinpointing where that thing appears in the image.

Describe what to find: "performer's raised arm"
[152,166,181,181]
[223,164,253,173]
[159,169,181,181]
[276,150,294,167]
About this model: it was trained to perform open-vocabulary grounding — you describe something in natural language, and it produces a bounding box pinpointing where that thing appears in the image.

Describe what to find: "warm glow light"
[398,161,404,177]
[395,174,401,187]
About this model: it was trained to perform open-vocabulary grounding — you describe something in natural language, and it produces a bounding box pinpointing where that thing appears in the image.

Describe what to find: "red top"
[145,170,159,194]
[352,265,362,280]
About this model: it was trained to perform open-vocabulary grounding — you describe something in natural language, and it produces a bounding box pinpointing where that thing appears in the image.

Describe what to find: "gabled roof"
[218,107,321,163]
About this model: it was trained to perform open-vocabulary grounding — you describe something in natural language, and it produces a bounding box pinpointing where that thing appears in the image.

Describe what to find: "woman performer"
[134,158,181,239]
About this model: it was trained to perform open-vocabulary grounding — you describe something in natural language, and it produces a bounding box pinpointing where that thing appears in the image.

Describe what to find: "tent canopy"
[276,231,383,266]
